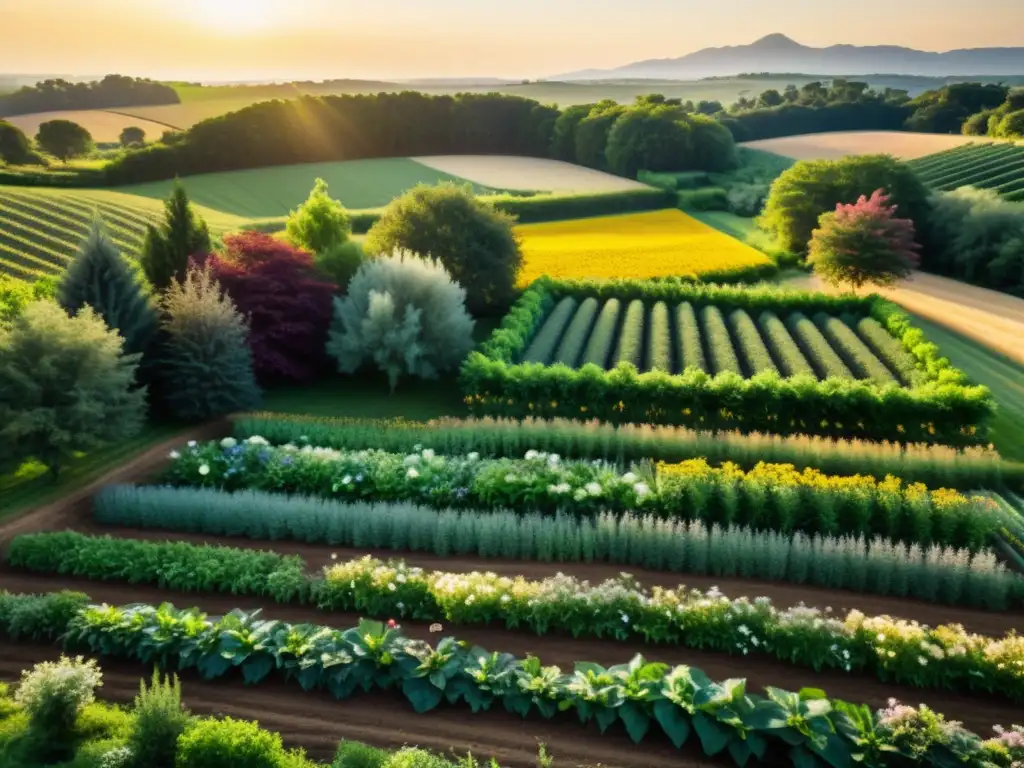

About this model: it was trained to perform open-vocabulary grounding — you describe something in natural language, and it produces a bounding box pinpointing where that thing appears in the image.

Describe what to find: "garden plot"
[909,141,1024,201]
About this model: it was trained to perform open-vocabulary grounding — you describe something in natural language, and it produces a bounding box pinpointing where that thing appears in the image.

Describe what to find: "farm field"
[909,142,1024,201]
[0,109,173,142]
[0,185,249,280]
[741,130,987,160]
[515,209,774,286]
[413,155,648,193]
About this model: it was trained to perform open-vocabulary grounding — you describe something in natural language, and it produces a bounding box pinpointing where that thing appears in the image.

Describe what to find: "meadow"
[908,142,1024,201]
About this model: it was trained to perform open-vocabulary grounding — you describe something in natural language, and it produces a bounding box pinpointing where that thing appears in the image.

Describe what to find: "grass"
[0,424,182,523]
[114,158,499,217]
[0,185,249,280]
[908,142,1024,201]
[515,209,773,286]
[260,375,468,420]
[905,315,1024,461]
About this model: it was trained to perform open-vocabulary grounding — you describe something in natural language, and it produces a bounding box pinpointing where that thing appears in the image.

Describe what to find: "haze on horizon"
[1,0,1023,82]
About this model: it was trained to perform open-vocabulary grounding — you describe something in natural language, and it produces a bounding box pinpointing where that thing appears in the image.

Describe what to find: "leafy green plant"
[285,178,352,256]
[126,670,191,768]
[173,716,289,768]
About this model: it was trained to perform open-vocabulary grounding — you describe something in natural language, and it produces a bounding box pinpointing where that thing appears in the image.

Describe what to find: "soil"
[0,574,1016,737]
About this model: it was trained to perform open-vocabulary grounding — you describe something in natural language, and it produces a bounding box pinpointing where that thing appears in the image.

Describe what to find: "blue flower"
[454,487,469,500]
[280,456,294,467]
[355,474,364,483]
[258,449,271,463]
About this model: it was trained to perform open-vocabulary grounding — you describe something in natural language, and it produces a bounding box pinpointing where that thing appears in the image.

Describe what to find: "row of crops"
[909,142,1024,202]
[520,296,918,385]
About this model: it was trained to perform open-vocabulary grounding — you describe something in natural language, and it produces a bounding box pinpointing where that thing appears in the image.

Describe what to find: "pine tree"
[0,301,146,480]
[156,266,261,422]
[57,220,157,357]
[141,181,212,292]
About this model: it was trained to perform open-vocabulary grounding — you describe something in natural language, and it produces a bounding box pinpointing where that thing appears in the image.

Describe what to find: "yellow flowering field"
[515,209,773,287]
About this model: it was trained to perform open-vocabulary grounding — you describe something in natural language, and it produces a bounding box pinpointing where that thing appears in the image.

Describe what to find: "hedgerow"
[580,299,621,368]
[7,534,1024,696]
[233,413,1024,491]
[785,312,854,380]
[461,278,993,445]
[646,301,672,372]
[521,296,577,364]
[552,297,598,367]
[613,300,644,368]
[757,311,815,378]
[814,313,897,386]
[728,308,777,375]
[93,486,1020,608]
[851,316,929,386]
[700,305,741,375]
[674,302,706,372]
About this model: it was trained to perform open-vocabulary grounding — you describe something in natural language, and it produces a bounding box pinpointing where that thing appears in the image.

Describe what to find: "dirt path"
[0,575,1016,735]
[46,524,1024,638]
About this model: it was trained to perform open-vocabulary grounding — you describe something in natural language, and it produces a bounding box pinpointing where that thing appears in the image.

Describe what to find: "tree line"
[0,75,179,117]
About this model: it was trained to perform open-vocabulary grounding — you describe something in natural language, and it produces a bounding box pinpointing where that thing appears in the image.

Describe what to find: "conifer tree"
[141,181,211,292]
[156,266,260,421]
[57,220,157,357]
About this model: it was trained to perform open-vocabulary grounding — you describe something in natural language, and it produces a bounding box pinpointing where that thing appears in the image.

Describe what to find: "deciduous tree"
[119,125,146,146]
[0,120,32,163]
[35,119,92,162]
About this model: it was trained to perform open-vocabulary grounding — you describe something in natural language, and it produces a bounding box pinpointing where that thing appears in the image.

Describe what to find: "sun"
[188,0,282,33]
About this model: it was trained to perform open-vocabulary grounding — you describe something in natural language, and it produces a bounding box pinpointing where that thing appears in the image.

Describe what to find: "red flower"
[387,619,398,629]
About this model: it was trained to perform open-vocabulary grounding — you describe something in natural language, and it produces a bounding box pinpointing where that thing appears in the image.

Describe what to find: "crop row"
[5,593,1019,768]
[8,531,1024,700]
[910,143,1024,200]
[162,439,1006,550]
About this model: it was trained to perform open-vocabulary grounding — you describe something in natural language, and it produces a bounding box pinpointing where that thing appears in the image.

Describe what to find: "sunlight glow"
[187,0,284,34]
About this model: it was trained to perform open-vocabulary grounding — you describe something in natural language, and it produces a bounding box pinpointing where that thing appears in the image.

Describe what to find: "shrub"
[36,119,92,162]
[285,178,352,255]
[140,181,211,292]
[0,120,32,164]
[728,308,777,375]
[760,155,931,253]
[15,656,102,761]
[552,297,598,367]
[853,316,922,385]
[0,275,57,327]
[580,298,620,367]
[757,311,814,378]
[126,671,191,768]
[156,266,261,421]
[678,187,728,211]
[365,184,522,314]
[327,251,474,391]
[605,106,692,178]
[700,305,741,375]
[674,302,706,372]
[809,190,921,290]
[207,232,336,383]
[522,296,577,364]
[384,748,452,768]
[333,739,389,768]
[57,220,157,358]
[613,300,645,368]
[0,301,145,480]
[174,716,287,768]
[646,301,672,371]
[314,240,365,292]
[0,590,89,643]
[119,126,146,147]
[726,182,770,217]
[994,109,1024,138]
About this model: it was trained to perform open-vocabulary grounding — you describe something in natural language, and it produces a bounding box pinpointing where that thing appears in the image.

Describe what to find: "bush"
[120,126,146,147]
[333,740,389,768]
[57,221,157,358]
[141,182,211,292]
[678,187,728,211]
[156,266,261,421]
[327,251,475,390]
[36,120,93,162]
[605,106,692,178]
[126,671,191,768]
[314,240,365,291]
[726,182,771,216]
[174,716,287,768]
[487,187,676,222]
[15,656,102,761]
[207,232,336,383]
[384,748,452,768]
[285,178,352,255]
[0,301,146,479]
[0,590,90,643]
[1,274,57,326]
[760,155,931,253]
[994,109,1024,138]
[366,184,521,314]
[0,120,32,164]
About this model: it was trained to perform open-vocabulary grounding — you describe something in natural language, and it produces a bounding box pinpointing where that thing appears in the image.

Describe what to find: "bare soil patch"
[411,155,649,193]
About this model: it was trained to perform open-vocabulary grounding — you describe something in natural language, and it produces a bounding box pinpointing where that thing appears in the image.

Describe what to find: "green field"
[909,142,1024,201]
[115,157,495,217]
[0,186,248,280]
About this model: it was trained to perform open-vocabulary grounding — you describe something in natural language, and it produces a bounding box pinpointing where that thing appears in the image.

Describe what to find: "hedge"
[460,278,995,445]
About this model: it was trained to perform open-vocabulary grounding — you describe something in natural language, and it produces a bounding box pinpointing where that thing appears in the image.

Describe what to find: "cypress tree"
[141,181,212,292]
[157,266,260,422]
[57,220,157,358]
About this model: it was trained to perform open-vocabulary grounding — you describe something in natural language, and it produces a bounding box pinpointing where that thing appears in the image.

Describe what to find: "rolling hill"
[909,142,1024,201]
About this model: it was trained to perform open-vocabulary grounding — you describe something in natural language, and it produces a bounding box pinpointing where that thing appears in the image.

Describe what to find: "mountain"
[552,34,1024,80]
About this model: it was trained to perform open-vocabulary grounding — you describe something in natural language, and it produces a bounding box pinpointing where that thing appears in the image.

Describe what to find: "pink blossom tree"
[808,189,921,291]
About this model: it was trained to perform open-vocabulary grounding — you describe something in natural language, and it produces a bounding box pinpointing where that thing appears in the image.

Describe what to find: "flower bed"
[95,486,1021,608]
[2,591,1021,768]
[459,278,994,445]
[162,438,1007,551]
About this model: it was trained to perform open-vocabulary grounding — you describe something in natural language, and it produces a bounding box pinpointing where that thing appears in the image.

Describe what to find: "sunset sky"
[1,0,1023,81]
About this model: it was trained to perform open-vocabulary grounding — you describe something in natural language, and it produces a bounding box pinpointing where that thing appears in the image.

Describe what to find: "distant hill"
[553,34,1024,80]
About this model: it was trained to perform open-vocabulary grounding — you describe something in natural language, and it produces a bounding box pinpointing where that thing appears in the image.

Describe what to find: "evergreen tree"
[57,220,157,357]
[0,301,146,480]
[141,181,211,292]
[156,266,260,421]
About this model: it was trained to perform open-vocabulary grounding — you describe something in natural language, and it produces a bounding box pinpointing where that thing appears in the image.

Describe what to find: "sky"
[1,0,1023,81]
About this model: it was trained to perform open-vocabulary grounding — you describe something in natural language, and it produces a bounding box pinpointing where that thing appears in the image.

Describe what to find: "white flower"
[585,482,602,496]
[525,450,539,460]
[422,449,435,459]
[633,482,650,497]
[547,453,560,465]
[466,594,476,605]
[621,472,637,483]
[573,488,588,502]
[403,454,420,466]
[918,656,928,666]
[388,583,397,592]
[407,468,420,479]
[877,633,886,642]
[198,464,210,476]
[187,440,197,448]
[342,475,352,485]
[169,451,180,460]
[738,625,751,636]
[504,473,516,483]
[246,435,269,446]
[500,595,511,603]
[396,573,407,583]
[220,437,237,449]
[467,452,480,462]
[331,553,338,560]
[621,614,629,623]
